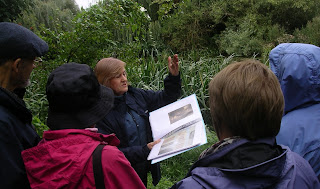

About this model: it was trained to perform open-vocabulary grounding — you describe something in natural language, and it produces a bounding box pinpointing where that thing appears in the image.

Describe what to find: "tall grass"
[126,52,235,125]
[25,61,65,136]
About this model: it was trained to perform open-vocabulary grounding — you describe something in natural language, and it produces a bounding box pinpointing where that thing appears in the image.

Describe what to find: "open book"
[147,94,207,164]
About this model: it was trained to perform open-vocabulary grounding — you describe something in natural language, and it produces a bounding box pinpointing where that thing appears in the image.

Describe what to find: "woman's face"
[106,67,128,96]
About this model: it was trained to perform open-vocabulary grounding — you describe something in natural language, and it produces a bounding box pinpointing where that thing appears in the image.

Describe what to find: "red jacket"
[22,129,145,189]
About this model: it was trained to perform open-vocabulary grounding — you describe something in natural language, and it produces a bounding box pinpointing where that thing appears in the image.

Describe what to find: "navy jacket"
[96,73,181,186]
[270,43,320,179]
[0,88,40,189]
[171,138,320,189]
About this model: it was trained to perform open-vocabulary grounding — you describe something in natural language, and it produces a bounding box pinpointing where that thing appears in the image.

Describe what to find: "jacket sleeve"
[0,120,32,189]
[102,146,146,189]
[139,73,181,111]
[118,145,150,164]
[96,118,150,164]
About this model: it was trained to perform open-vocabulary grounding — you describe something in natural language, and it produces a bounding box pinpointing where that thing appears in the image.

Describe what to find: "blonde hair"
[94,57,126,86]
[209,59,284,140]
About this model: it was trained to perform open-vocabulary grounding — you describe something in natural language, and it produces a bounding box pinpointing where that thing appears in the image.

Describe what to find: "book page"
[151,120,207,164]
[148,120,203,160]
[149,94,202,140]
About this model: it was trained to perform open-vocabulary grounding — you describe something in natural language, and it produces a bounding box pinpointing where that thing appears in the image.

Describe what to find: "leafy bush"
[218,16,263,57]
[160,0,216,52]
[0,0,33,21]
[15,0,79,32]
[294,16,320,47]
[54,0,152,66]
[159,0,320,56]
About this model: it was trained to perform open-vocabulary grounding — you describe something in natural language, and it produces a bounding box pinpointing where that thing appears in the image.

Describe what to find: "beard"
[13,71,31,89]
[21,79,31,88]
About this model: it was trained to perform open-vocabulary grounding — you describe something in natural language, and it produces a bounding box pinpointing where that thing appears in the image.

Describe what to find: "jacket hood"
[22,129,120,188]
[181,138,316,188]
[269,43,320,113]
[188,138,285,188]
[41,129,120,144]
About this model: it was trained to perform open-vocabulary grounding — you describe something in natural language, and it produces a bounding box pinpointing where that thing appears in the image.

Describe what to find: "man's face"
[14,58,36,88]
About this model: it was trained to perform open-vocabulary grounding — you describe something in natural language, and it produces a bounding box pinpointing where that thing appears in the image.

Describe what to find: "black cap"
[46,63,114,130]
[0,22,48,58]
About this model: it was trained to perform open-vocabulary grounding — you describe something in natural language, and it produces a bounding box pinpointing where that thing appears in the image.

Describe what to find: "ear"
[11,58,22,73]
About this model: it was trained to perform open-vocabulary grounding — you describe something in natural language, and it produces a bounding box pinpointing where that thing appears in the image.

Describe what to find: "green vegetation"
[2,0,320,187]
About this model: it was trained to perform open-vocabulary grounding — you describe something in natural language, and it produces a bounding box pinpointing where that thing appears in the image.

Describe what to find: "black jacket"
[96,73,181,186]
[0,87,40,189]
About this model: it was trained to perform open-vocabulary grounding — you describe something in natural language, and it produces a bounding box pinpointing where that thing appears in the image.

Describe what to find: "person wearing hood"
[21,63,145,189]
[0,22,48,189]
[269,43,320,180]
[171,59,319,188]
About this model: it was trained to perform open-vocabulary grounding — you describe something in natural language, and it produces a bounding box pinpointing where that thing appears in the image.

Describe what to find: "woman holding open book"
[94,55,181,187]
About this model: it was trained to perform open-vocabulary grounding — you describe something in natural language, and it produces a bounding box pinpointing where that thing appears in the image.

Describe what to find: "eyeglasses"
[34,57,42,63]
[33,57,42,66]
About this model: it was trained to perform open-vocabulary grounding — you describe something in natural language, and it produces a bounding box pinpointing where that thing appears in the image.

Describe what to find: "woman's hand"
[147,139,161,150]
[168,54,179,76]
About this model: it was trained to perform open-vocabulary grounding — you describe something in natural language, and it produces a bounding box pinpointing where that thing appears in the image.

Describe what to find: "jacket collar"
[0,87,32,123]
[42,129,120,146]
[188,137,278,174]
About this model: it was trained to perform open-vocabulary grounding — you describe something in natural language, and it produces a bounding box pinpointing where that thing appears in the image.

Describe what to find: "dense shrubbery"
[159,0,320,57]
[15,0,79,32]
[294,16,320,46]
[58,0,150,65]
[0,0,33,21]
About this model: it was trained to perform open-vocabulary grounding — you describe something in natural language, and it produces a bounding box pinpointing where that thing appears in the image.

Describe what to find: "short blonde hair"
[209,59,284,140]
[94,57,126,86]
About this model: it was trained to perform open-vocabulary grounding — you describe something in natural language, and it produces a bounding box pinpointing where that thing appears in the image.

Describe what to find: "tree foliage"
[160,0,320,56]
[0,0,33,21]
[15,0,79,32]
[136,0,159,21]
[294,16,320,47]
[46,0,152,66]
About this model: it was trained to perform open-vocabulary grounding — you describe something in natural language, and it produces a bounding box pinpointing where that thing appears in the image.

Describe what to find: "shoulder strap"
[93,144,106,189]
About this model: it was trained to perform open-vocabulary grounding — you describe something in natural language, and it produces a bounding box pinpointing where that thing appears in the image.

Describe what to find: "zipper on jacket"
[128,110,142,145]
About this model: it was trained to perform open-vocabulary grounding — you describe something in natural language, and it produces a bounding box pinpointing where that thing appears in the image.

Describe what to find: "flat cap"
[0,22,48,58]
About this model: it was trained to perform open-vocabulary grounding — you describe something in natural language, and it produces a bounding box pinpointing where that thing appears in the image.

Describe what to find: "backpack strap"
[93,144,106,189]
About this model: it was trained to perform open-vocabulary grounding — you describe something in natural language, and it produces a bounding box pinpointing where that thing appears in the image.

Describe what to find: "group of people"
[0,21,319,189]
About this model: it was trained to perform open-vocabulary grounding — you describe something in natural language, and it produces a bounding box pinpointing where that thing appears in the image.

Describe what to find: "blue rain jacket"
[269,43,320,179]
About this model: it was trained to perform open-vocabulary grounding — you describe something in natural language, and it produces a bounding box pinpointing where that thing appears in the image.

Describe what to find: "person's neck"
[217,124,233,141]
